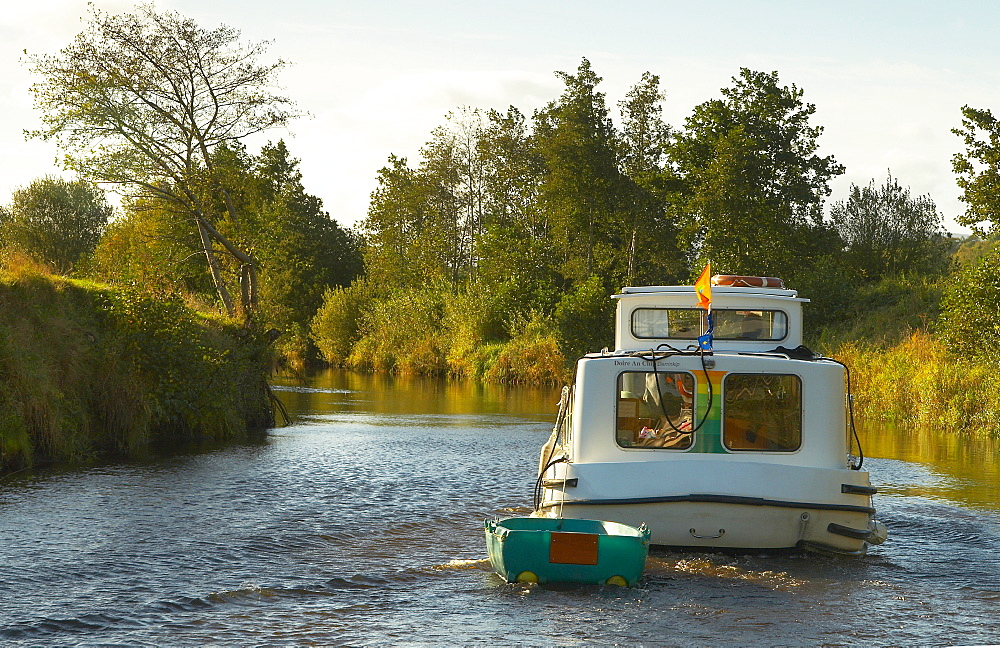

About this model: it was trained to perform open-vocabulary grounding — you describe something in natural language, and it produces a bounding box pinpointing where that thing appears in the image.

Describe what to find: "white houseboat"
[534,276,887,555]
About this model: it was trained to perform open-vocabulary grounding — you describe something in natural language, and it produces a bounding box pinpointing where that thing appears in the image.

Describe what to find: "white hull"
[536,500,875,554]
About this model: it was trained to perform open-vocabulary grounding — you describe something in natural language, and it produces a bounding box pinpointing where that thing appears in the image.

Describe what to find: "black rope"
[824,357,864,470]
[641,345,714,437]
[533,455,569,511]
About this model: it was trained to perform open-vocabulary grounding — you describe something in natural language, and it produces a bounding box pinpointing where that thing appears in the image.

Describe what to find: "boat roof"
[614,285,807,302]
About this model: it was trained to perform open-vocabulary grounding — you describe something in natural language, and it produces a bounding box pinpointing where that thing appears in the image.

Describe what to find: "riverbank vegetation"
[4,1,1000,457]
[0,261,275,473]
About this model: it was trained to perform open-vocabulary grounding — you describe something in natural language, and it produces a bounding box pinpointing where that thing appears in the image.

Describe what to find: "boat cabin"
[535,277,883,553]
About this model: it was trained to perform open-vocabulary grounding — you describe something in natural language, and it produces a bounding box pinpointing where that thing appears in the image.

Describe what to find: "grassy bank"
[311,284,572,385]
[0,267,275,474]
[831,332,1000,436]
[808,273,1000,437]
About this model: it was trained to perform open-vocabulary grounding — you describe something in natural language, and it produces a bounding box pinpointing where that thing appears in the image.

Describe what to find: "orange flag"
[694,262,712,310]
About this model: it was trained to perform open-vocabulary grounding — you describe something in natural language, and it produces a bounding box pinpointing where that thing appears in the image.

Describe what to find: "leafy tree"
[534,58,628,283]
[2,176,112,274]
[27,3,299,318]
[830,172,947,279]
[939,246,1000,358]
[668,69,843,278]
[617,72,684,285]
[553,275,616,359]
[248,142,363,362]
[91,199,202,292]
[419,109,489,285]
[360,155,445,290]
[953,105,1000,235]
[475,107,556,323]
[478,106,544,234]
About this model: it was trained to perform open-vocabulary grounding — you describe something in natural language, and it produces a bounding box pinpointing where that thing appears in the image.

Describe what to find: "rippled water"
[2,370,999,646]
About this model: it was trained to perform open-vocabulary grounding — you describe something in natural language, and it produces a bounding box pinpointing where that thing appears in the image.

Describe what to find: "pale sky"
[3,1,999,235]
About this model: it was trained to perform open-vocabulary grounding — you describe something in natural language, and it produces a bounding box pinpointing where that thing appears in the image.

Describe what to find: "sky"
[3,1,1000,235]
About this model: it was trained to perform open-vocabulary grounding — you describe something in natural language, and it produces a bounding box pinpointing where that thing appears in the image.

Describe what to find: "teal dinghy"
[484,517,650,586]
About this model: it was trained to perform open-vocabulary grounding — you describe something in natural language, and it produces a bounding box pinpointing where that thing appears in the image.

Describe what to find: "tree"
[249,141,363,361]
[617,72,684,285]
[939,246,1000,358]
[953,105,1000,235]
[2,176,112,274]
[478,106,544,235]
[668,69,843,278]
[830,172,946,279]
[27,3,299,318]
[534,58,628,284]
[360,155,448,290]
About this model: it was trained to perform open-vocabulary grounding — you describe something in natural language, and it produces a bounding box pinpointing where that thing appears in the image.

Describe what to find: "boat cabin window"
[631,308,788,341]
[616,371,694,449]
[723,374,801,451]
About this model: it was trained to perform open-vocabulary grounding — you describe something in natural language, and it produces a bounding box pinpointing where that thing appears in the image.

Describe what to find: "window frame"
[630,307,790,342]
[615,369,697,451]
[721,372,803,453]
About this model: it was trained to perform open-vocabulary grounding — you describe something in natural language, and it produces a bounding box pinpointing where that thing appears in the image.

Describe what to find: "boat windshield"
[616,371,694,449]
[631,308,788,341]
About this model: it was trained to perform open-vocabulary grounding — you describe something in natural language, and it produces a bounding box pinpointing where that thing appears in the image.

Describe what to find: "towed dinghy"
[484,517,650,586]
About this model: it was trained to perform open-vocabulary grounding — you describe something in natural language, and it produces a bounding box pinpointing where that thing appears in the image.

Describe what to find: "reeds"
[832,331,1000,436]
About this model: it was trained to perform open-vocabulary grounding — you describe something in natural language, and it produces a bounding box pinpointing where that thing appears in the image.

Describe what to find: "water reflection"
[2,369,999,646]
[271,369,563,422]
[858,419,1000,513]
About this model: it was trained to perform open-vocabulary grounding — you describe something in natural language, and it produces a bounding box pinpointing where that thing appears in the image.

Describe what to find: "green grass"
[0,266,275,474]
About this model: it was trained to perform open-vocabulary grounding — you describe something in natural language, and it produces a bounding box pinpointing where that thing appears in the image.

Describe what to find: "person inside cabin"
[739,312,765,339]
[638,373,694,447]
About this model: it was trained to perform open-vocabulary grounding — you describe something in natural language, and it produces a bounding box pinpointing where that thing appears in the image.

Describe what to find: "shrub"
[0,270,274,474]
[346,287,447,375]
[553,275,615,359]
[833,332,1000,436]
[485,312,568,384]
[938,246,1000,359]
[311,280,375,366]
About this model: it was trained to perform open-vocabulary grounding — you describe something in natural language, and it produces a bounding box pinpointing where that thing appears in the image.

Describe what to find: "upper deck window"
[631,308,788,341]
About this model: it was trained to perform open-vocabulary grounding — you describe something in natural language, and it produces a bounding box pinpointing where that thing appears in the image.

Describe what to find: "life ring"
[711,275,785,288]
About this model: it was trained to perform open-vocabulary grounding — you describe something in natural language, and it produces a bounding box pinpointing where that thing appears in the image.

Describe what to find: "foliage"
[90,140,361,366]
[1,176,112,274]
[807,272,944,351]
[241,142,363,366]
[830,172,948,279]
[553,275,616,359]
[27,3,299,317]
[617,72,684,285]
[0,269,273,474]
[533,58,631,284]
[938,246,1000,358]
[91,198,207,293]
[311,281,376,366]
[952,105,1000,235]
[834,333,1000,436]
[668,68,844,279]
[360,154,451,290]
[485,312,568,385]
[347,288,448,375]
[441,282,510,378]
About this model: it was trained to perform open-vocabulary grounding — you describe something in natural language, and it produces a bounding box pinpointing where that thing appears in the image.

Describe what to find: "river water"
[1,369,999,647]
